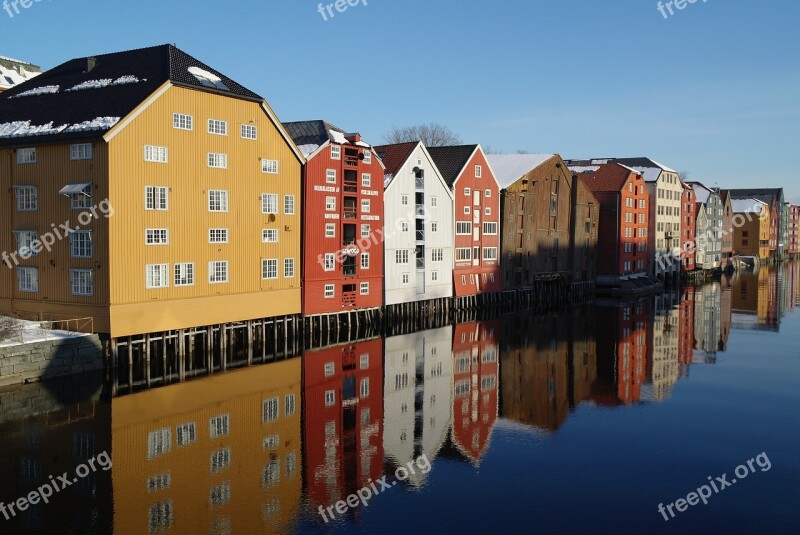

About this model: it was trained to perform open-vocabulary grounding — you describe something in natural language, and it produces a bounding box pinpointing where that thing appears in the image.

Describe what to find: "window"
[263,398,279,423]
[362,150,371,164]
[475,165,482,178]
[361,199,371,213]
[485,207,491,216]
[401,195,409,205]
[323,253,336,271]
[360,354,369,369]
[464,206,471,215]
[264,435,280,449]
[147,429,172,459]
[324,284,335,298]
[208,119,227,135]
[174,263,194,286]
[325,196,336,211]
[147,473,171,493]
[241,124,257,139]
[263,460,280,488]
[209,261,228,284]
[361,224,370,238]
[144,145,168,163]
[431,221,438,232]
[431,196,438,207]
[360,378,369,398]
[208,190,228,212]
[146,264,170,288]
[483,222,498,234]
[261,193,278,214]
[284,258,295,278]
[401,222,409,232]
[360,253,370,269]
[209,482,231,507]
[146,229,169,245]
[483,247,498,260]
[485,189,491,198]
[145,186,168,210]
[15,186,37,211]
[262,258,278,279]
[402,273,410,284]
[210,449,231,474]
[70,143,92,160]
[210,415,230,438]
[70,230,93,257]
[456,248,472,261]
[285,394,296,416]
[209,228,228,243]
[360,282,369,295]
[13,230,37,258]
[262,229,278,243]
[325,223,336,238]
[208,152,227,168]
[362,173,371,187]
[284,195,295,215]
[70,185,93,209]
[148,501,174,532]
[173,113,193,130]
[176,423,196,446]
[326,169,337,183]
[17,267,38,292]
[16,148,36,164]
[330,145,341,160]
[396,250,409,264]
[432,271,439,281]
[432,248,444,262]
[325,390,336,407]
[457,221,471,234]
[464,187,471,196]
[262,159,279,174]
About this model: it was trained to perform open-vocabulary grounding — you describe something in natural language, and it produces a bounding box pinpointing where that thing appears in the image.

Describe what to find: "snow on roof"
[328,129,348,145]
[0,117,120,138]
[65,76,141,92]
[0,62,41,89]
[649,159,677,173]
[691,183,714,203]
[187,66,229,90]
[11,85,59,98]
[568,165,600,174]
[486,153,555,189]
[0,56,33,65]
[731,198,767,214]
[384,173,395,188]
[617,164,643,176]
[296,143,320,157]
[625,166,663,182]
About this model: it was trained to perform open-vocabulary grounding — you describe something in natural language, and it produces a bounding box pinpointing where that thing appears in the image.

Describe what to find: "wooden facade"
[680,183,697,271]
[569,174,600,282]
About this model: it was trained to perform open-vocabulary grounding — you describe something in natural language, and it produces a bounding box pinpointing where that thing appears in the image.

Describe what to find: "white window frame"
[361,224,370,238]
[456,221,471,235]
[261,193,278,214]
[208,190,229,212]
[325,223,336,238]
[362,150,372,164]
[324,284,335,298]
[16,148,36,164]
[144,145,168,163]
[146,264,170,289]
[145,228,169,245]
[432,248,444,262]
[207,119,228,136]
[284,258,295,278]
[208,228,228,244]
[325,196,336,211]
[361,173,371,187]
[70,269,93,296]
[360,282,369,295]
[173,113,193,131]
[330,145,341,160]
[262,159,279,174]
[396,250,409,264]
[284,195,295,215]
[324,253,335,272]
[145,186,169,211]
[17,267,38,292]
[361,199,371,213]
[174,263,194,287]
[483,222,498,235]
[475,165,482,178]
[325,390,336,407]
[240,124,257,140]
[70,143,93,160]
[262,258,278,280]
[15,186,38,211]
[360,253,370,269]
[14,230,38,258]
[70,230,93,257]
[483,247,498,261]
[208,260,229,284]
[262,229,278,243]
[207,152,228,169]
[70,185,93,210]
[326,169,337,184]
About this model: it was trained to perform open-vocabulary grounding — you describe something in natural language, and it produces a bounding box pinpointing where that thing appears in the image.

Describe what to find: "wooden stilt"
[247,320,253,366]
[178,329,186,382]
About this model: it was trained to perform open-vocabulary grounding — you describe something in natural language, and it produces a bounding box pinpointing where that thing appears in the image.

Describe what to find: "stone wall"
[0,335,105,387]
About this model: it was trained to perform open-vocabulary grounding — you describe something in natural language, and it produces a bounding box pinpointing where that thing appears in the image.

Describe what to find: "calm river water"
[1,262,799,535]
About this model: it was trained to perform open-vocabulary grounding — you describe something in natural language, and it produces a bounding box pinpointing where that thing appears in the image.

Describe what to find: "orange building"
[111,358,303,535]
[593,300,649,404]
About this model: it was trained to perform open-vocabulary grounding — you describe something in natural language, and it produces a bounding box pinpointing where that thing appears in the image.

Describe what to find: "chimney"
[86,57,98,73]
[345,133,361,143]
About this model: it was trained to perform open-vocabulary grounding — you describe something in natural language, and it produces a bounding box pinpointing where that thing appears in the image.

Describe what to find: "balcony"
[415,220,425,241]
[344,170,358,193]
[344,148,360,167]
[344,197,357,219]
[415,204,426,218]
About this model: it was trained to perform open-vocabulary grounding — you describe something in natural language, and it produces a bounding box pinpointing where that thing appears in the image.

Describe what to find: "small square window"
[324,285,335,299]
[360,282,369,295]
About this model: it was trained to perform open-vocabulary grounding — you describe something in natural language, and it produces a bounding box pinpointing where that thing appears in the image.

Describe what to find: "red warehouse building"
[681,182,697,272]
[283,121,385,319]
[302,339,384,522]
[428,145,501,303]
[568,163,650,285]
[789,204,799,257]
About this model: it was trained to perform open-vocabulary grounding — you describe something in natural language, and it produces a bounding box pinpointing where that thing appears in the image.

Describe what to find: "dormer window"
[188,66,229,91]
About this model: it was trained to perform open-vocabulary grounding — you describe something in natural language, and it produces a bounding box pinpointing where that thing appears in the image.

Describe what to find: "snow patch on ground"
[0,317,91,348]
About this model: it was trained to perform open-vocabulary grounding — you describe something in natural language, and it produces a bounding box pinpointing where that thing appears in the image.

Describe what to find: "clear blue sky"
[2,0,798,199]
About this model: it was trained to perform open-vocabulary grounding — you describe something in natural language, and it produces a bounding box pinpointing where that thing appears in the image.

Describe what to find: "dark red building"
[681,182,697,271]
[283,120,385,317]
[678,286,696,369]
[789,204,799,256]
[429,145,501,300]
[569,163,650,282]
[302,339,384,518]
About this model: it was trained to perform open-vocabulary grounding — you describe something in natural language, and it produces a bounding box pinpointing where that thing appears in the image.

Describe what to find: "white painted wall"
[649,171,684,277]
[384,144,455,305]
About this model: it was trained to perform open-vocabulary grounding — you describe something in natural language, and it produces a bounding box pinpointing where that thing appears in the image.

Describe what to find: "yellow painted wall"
[111,358,302,535]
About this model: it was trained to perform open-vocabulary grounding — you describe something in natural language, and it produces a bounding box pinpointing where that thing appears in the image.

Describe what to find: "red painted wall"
[681,188,697,271]
[452,149,501,296]
[303,142,384,315]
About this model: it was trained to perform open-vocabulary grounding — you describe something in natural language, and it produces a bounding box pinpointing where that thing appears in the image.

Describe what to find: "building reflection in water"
[382,326,453,486]
[111,358,303,535]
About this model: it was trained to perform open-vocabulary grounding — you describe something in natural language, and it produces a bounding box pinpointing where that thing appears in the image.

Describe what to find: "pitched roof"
[731,198,767,214]
[687,181,716,204]
[0,44,262,146]
[611,157,676,174]
[485,153,555,189]
[566,157,676,183]
[726,188,784,206]
[281,119,346,155]
[427,145,478,187]
[373,141,419,177]
[0,57,41,91]
[568,162,638,193]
